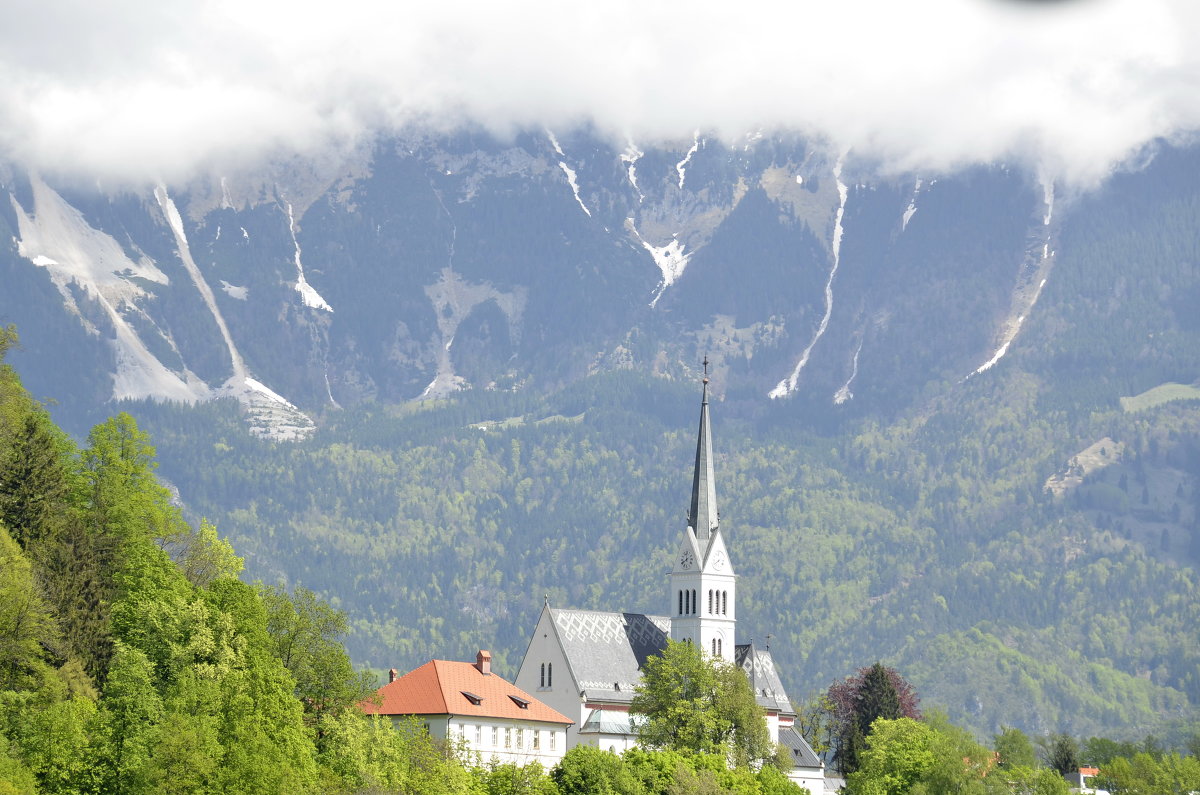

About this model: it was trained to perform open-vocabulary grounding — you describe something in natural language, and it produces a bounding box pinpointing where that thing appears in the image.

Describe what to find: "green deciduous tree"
[630,638,774,768]
[1097,751,1200,794]
[0,525,59,692]
[846,718,935,795]
[258,585,376,745]
[994,726,1037,769]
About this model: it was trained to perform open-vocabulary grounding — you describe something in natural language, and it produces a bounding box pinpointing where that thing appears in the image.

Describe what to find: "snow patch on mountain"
[11,176,208,403]
[676,130,700,190]
[557,162,591,217]
[902,178,923,230]
[834,336,864,404]
[628,222,691,308]
[770,156,849,399]
[220,280,248,300]
[546,129,565,158]
[969,175,1056,378]
[286,202,333,311]
[621,140,645,202]
[157,187,314,439]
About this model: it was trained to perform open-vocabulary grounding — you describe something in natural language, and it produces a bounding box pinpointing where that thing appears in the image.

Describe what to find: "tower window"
[722,590,728,615]
[718,638,722,656]
[548,662,552,687]
[712,638,717,656]
[708,589,713,614]
[692,589,697,614]
[540,663,545,688]
[678,590,683,615]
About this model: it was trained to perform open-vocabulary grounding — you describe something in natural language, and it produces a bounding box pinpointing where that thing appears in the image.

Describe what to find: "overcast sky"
[2,0,1198,187]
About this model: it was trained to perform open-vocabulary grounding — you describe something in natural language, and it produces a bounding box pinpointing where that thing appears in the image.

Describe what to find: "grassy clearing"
[1120,382,1200,413]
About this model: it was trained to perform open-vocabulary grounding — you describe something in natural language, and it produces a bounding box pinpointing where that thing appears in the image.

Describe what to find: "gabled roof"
[779,725,824,770]
[734,644,793,713]
[550,609,669,703]
[361,659,572,725]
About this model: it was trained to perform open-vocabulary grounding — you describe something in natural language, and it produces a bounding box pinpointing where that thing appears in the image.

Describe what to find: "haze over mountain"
[2,0,1200,743]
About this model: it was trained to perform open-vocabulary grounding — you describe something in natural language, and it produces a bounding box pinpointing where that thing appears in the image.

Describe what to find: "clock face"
[680,550,694,569]
[713,551,726,570]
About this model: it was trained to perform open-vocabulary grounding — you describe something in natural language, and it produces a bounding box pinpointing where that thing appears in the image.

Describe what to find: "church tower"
[669,359,736,662]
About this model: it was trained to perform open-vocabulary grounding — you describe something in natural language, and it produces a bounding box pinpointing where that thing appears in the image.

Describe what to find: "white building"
[515,365,826,791]
[363,650,572,769]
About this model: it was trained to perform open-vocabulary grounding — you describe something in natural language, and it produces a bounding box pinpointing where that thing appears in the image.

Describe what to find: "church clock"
[679,550,695,570]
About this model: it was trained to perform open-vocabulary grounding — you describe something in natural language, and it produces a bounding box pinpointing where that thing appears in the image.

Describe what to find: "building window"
[550,732,556,751]
[723,591,728,614]
[708,589,712,614]
[492,727,498,747]
[540,663,545,688]
[678,590,683,615]
[712,638,717,656]
[548,662,552,687]
[717,638,722,656]
[692,589,697,614]
[533,730,540,750]
[505,727,512,749]
[517,728,524,749]
[475,725,481,745]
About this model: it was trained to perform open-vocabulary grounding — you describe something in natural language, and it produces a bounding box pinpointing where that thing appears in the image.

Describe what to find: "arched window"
[692,589,697,614]
[711,638,717,656]
[548,662,552,687]
[540,663,545,688]
[708,589,713,614]
[717,638,722,656]
[723,591,728,615]
[678,590,683,615]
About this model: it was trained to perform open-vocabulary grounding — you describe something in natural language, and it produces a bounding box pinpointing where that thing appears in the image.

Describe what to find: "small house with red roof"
[361,650,573,768]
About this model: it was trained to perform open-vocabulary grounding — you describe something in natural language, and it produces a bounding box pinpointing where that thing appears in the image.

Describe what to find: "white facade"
[394,714,568,769]
[669,526,736,663]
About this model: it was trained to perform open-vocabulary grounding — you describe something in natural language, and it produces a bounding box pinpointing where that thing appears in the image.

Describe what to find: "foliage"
[552,745,807,795]
[846,718,935,795]
[826,662,920,774]
[849,715,1068,795]
[258,584,377,745]
[1096,751,1200,794]
[993,726,1037,770]
[630,638,774,768]
[1039,732,1080,776]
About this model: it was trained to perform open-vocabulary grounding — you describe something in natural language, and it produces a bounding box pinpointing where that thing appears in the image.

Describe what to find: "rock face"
[0,128,1180,435]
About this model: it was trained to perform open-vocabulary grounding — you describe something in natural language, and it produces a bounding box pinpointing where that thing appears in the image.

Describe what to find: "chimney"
[476,650,492,675]
[388,668,398,683]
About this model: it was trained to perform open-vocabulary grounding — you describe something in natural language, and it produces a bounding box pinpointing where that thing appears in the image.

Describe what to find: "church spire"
[688,356,719,543]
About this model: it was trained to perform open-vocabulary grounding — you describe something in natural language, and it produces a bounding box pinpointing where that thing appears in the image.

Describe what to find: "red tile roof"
[361,659,572,725]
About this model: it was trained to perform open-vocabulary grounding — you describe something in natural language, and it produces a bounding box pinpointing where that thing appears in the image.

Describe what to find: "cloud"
[1,0,1198,187]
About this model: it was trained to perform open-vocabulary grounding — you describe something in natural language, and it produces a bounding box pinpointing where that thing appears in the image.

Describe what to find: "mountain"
[2,129,1199,741]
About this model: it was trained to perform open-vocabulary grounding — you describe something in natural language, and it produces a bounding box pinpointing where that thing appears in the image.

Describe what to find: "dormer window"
[508,695,530,709]
[461,691,483,706]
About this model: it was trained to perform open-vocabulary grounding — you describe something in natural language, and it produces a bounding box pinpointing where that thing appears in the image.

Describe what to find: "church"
[514,366,826,792]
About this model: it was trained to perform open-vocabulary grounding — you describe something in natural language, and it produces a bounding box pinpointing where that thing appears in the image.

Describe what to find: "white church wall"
[514,607,587,747]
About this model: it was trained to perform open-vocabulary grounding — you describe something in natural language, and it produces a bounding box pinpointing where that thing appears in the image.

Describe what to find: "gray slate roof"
[578,710,646,735]
[734,644,793,713]
[551,609,669,703]
[779,725,824,770]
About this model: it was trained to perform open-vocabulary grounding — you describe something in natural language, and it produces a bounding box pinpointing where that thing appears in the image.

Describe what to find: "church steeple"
[671,356,736,662]
[688,357,719,543]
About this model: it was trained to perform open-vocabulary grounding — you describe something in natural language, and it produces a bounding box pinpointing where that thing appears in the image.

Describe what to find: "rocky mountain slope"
[3,129,1200,740]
